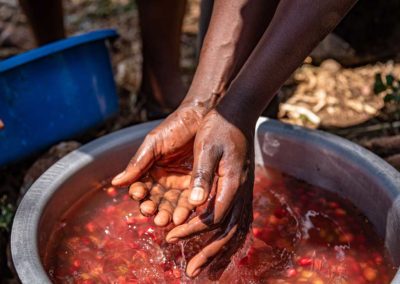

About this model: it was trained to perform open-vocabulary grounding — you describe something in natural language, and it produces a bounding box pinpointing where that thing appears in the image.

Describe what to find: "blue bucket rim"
[0,29,118,73]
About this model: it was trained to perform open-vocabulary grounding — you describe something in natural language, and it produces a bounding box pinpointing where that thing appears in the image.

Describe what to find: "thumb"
[189,143,221,205]
[111,137,155,186]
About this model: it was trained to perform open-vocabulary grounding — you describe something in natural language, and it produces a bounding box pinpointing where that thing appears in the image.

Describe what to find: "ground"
[0,0,399,282]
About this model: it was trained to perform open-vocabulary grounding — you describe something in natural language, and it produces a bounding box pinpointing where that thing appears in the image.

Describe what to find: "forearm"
[183,0,279,111]
[218,0,357,126]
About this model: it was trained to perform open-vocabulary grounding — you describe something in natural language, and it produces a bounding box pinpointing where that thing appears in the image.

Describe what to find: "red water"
[43,167,397,283]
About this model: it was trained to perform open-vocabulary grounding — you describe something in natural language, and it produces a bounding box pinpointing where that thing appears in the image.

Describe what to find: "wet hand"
[128,155,198,227]
[166,109,255,278]
[111,104,205,188]
[111,104,208,226]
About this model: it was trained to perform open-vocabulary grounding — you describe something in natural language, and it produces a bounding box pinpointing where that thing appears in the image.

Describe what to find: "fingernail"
[190,186,204,202]
[189,268,201,278]
[167,237,178,243]
[113,171,126,181]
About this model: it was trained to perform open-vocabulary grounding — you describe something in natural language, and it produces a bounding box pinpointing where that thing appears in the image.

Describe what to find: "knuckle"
[193,169,213,185]
[201,143,221,156]
[146,131,158,140]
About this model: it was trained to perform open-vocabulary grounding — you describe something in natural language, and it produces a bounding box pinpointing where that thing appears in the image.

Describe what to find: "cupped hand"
[165,109,255,278]
[128,154,198,227]
[111,103,208,226]
[112,103,205,188]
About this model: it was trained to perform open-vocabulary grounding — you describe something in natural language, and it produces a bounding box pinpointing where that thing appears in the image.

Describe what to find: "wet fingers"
[129,182,149,201]
[173,190,196,225]
[186,224,238,278]
[154,189,180,227]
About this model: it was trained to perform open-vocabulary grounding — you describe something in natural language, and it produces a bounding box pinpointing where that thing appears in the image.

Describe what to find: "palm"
[129,151,198,227]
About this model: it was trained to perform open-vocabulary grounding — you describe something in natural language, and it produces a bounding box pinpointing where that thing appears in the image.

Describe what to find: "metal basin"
[11,118,400,283]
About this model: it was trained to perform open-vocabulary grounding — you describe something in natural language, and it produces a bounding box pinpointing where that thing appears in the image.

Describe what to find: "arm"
[219,0,358,126]
[183,0,280,109]
[167,0,358,278]
[113,0,280,225]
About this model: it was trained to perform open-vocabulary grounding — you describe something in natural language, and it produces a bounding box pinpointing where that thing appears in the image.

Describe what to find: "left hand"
[165,109,255,278]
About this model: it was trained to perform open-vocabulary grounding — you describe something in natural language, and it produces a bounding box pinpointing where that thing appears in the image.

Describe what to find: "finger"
[140,200,157,216]
[140,184,166,216]
[212,157,244,224]
[189,142,221,205]
[186,224,238,278]
[185,198,244,277]
[129,182,149,201]
[167,180,244,242]
[111,135,156,186]
[154,189,180,227]
[154,210,171,227]
[173,190,195,225]
[166,215,210,243]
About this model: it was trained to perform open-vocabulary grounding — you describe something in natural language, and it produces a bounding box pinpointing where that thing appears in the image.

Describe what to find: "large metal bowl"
[11,118,400,283]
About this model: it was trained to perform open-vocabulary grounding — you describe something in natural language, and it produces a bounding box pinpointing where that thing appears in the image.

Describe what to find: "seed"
[85,223,95,233]
[334,208,347,217]
[269,215,279,225]
[374,254,383,265]
[298,257,313,266]
[172,268,181,278]
[286,268,297,277]
[329,201,339,209]
[106,187,118,197]
[252,227,262,238]
[73,259,81,267]
[124,215,135,225]
[339,233,354,243]
[253,212,261,219]
[363,267,377,281]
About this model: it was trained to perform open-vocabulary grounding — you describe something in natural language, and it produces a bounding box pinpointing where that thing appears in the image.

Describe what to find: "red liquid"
[43,167,397,283]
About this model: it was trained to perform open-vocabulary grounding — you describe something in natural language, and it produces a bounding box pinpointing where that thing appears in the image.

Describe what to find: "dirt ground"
[1,0,400,282]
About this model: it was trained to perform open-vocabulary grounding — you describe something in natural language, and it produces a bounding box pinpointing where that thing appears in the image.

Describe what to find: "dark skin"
[113,0,280,225]
[114,0,358,278]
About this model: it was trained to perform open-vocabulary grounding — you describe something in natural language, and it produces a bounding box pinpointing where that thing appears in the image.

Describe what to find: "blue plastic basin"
[0,29,119,166]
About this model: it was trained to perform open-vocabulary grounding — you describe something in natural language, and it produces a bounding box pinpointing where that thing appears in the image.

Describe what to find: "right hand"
[112,103,205,187]
[111,103,208,226]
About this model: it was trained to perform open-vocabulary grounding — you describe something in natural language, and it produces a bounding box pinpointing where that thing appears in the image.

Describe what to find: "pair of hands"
[112,103,255,278]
